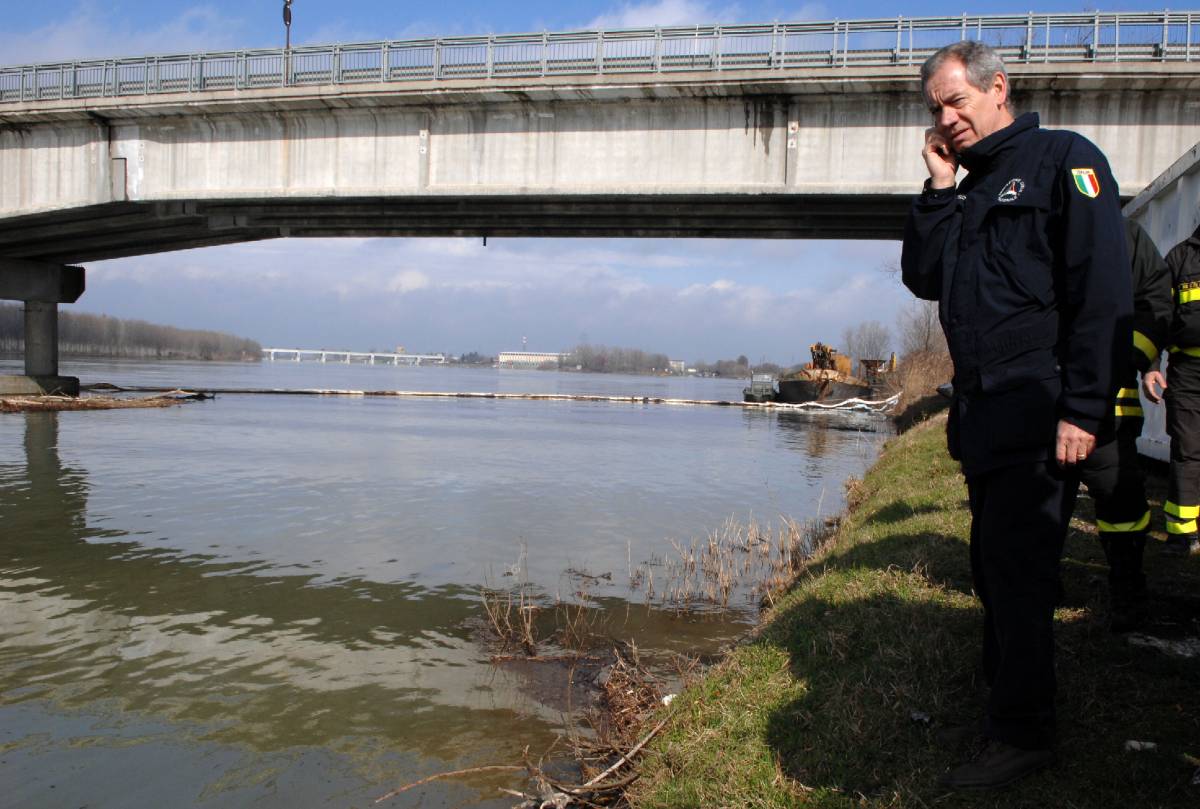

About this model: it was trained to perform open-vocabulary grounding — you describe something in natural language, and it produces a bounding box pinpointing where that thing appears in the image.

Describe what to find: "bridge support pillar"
[0,261,84,397]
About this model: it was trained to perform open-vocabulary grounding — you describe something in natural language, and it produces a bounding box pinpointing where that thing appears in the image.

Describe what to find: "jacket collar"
[958,112,1039,174]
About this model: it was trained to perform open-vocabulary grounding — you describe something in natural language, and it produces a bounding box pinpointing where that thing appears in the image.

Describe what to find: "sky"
[2,0,1168,362]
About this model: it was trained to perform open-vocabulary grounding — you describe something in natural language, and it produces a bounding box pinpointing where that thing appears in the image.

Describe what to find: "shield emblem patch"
[1071,168,1101,198]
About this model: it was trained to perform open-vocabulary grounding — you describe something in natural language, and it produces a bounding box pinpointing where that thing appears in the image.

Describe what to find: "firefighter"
[1078,218,1172,631]
[1143,220,1200,557]
[902,41,1130,789]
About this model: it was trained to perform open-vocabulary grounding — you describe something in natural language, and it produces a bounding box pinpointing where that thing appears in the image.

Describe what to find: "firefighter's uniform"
[1078,218,1172,623]
[1162,224,1200,554]
[903,112,1131,750]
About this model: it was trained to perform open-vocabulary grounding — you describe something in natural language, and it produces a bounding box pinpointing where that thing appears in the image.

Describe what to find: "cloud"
[81,234,907,363]
[785,3,829,22]
[0,3,247,64]
[587,0,743,30]
[387,270,431,294]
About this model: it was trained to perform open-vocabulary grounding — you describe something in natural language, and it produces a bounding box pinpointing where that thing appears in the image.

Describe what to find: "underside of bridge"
[0,192,912,395]
[0,194,910,265]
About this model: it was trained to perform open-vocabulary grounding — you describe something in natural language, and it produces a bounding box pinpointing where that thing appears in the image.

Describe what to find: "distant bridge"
[263,348,446,365]
[1,12,1199,394]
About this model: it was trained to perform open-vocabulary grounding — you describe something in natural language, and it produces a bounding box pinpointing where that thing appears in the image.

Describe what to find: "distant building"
[498,351,568,368]
[669,360,686,374]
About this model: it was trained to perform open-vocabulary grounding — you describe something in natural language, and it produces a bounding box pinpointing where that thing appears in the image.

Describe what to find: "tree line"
[0,304,261,361]
[564,344,673,374]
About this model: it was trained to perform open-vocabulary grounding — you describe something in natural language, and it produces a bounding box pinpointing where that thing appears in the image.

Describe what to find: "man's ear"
[991,72,1009,107]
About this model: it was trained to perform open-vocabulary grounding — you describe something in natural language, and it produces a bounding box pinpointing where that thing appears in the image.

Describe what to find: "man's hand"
[1143,369,1167,404]
[1056,420,1096,467]
[922,128,958,189]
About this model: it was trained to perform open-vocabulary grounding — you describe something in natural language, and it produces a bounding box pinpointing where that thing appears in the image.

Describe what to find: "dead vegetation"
[462,516,837,807]
[886,349,954,431]
[630,516,835,613]
[374,640,683,808]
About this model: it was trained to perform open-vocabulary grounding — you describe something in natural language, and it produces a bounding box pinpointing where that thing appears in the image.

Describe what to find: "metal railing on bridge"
[1,11,1197,104]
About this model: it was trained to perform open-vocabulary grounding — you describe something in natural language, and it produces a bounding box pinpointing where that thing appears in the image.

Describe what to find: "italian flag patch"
[1072,168,1101,198]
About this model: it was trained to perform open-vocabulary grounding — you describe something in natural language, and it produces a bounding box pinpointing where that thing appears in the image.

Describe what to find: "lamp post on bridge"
[283,1,293,50]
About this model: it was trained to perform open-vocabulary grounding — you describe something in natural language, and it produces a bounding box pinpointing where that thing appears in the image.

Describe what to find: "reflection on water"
[0,365,888,807]
[1,415,539,806]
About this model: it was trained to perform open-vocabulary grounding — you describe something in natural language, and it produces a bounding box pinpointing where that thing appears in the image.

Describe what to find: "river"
[0,358,887,808]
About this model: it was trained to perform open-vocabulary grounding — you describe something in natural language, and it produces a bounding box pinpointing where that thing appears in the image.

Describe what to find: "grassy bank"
[631,415,1199,808]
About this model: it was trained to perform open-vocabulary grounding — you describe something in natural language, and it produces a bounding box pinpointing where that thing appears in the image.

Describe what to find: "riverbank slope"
[631,415,1198,808]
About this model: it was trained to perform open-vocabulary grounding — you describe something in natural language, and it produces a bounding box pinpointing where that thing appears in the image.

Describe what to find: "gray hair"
[921,41,1010,108]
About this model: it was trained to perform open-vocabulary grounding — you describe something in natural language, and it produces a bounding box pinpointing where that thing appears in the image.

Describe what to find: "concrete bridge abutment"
[0,260,85,396]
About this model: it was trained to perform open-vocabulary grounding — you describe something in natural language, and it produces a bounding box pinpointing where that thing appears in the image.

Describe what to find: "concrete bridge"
[264,348,446,365]
[1,12,1199,394]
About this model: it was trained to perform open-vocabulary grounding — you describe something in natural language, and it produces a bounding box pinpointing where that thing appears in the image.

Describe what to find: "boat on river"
[759,343,895,404]
[742,373,778,403]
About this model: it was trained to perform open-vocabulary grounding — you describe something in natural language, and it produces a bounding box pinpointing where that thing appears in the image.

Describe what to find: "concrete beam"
[0,260,85,303]
[0,301,81,396]
[24,301,59,376]
[0,375,80,397]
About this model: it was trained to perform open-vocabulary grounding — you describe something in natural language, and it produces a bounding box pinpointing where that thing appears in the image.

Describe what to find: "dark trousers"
[1078,417,1149,587]
[1166,355,1200,536]
[967,460,1078,750]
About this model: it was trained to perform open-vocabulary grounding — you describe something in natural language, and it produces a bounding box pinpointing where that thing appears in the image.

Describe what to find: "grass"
[630,414,1200,809]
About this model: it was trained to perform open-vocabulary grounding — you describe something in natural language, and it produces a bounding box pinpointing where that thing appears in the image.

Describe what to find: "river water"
[0,359,886,808]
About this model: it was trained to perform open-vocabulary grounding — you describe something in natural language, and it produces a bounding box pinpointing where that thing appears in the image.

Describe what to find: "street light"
[283,0,293,50]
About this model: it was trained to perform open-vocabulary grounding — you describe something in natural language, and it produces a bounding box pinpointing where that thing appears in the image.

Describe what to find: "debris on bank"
[0,390,208,413]
[373,642,674,808]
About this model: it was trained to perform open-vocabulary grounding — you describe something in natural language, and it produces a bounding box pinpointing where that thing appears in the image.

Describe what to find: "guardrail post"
[656,27,663,71]
[1115,14,1121,62]
[1044,16,1050,62]
[382,42,390,81]
[830,19,839,65]
[596,30,604,74]
[434,38,442,79]
[541,31,548,76]
[333,45,342,83]
[713,25,721,69]
[1161,12,1169,60]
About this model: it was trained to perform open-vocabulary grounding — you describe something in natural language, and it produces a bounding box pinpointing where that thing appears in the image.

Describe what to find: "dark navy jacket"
[1125,219,1172,375]
[902,112,1132,476]
[1165,223,1200,351]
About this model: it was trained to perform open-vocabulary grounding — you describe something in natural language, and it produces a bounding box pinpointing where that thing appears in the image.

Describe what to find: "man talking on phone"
[901,41,1131,790]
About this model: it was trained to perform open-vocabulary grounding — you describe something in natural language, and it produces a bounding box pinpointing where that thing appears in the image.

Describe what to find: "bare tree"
[897,299,946,356]
[842,320,892,363]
